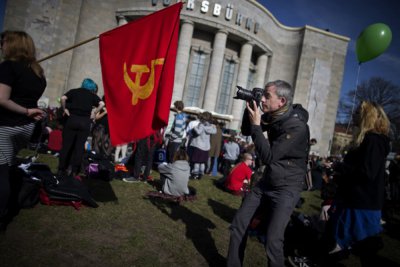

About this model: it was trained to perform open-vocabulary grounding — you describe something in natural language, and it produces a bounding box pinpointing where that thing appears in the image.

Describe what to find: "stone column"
[172,20,194,103]
[230,41,253,130]
[203,29,228,112]
[254,53,268,88]
[117,15,128,26]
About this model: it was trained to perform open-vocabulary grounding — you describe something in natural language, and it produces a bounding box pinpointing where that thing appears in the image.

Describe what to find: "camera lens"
[233,86,254,102]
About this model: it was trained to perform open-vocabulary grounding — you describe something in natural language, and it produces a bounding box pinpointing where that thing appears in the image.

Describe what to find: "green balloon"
[356,23,392,63]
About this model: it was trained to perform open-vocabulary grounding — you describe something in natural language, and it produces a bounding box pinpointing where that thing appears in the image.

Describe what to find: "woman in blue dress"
[329,101,391,266]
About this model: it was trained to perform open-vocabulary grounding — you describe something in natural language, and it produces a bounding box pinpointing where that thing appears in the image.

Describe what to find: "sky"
[259,0,400,102]
[0,0,5,31]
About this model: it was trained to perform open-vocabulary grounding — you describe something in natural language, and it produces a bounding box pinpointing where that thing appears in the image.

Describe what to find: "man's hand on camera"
[246,100,261,126]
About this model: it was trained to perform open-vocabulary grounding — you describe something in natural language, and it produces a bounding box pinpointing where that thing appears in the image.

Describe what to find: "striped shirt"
[169,112,187,143]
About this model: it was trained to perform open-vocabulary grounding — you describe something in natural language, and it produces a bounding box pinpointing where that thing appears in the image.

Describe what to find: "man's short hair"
[241,153,253,161]
[174,100,184,111]
[310,138,317,145]
[265,80,293,106]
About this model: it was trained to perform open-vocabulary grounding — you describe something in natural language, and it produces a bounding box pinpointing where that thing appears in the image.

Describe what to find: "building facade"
[330,124,353,156]
[3,0,349,156]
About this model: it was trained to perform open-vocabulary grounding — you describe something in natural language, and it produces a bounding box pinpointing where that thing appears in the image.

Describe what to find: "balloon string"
[345,64,361,134]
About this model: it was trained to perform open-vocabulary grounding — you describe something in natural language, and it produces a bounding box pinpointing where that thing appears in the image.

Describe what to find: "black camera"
[233,86,264,108]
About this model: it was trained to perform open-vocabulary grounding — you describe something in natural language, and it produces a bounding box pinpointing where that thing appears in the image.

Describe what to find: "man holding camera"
[227,80,310,267]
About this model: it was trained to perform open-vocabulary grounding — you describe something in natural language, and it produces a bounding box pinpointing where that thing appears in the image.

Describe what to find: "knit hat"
[81,78,97,91]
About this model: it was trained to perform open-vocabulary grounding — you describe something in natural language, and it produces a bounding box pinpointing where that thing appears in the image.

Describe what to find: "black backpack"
[9,163,51,209]
[83,151,115,181]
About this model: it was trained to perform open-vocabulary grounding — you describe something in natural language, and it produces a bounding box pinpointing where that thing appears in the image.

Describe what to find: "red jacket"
[47,129,63,152]
[225,162,252,191]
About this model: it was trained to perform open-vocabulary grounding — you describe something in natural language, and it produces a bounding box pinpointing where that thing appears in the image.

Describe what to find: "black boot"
[352,236,383,267]
[0,164,11,232]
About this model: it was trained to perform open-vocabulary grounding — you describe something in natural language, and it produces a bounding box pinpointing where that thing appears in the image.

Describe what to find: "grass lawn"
[0,150,399,266]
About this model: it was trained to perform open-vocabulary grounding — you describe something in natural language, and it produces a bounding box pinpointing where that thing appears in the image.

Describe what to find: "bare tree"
[336,77,400,140]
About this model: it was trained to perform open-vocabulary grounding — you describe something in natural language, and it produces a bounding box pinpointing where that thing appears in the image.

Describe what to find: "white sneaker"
[329,243,342,254]
[122,177,140,183]
[287,255,313,267]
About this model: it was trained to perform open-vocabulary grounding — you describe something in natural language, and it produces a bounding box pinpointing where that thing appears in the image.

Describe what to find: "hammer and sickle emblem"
[123,58,165,105]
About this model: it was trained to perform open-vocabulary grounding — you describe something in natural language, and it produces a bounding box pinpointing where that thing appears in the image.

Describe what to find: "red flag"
[99,3,182,146]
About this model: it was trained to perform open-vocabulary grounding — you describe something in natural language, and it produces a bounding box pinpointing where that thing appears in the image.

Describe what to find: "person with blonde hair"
[327,101,391,266]
[0,31,46,229]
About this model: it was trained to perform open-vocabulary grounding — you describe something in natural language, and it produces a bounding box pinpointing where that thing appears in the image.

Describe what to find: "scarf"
[261,105,290,125]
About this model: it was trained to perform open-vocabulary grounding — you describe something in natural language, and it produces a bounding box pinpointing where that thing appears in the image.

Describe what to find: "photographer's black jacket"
[241,104,310,188]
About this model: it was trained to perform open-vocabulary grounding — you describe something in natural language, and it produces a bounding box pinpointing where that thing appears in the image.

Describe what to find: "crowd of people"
[1,30,400,267]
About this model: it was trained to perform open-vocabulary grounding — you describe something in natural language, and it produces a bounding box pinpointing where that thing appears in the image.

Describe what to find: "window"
[233,68,256,116]
[185,51,206,107]
[216,59,236,114]
[247,69,255,90]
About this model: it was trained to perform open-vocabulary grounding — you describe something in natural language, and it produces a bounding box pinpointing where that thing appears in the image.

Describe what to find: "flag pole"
[36,2,185,63]
[37,35,99,63]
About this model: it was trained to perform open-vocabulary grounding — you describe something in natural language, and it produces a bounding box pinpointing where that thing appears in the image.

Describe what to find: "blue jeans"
[227,185,302,267]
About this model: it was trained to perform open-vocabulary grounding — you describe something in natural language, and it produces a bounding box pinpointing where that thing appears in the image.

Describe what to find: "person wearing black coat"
[327,101,391,267]
[227,80,310,267]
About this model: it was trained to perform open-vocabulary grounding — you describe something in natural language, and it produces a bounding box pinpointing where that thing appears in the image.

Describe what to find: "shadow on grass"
[208,198,237,224]
[148,198,226,266]
[212,177,232,194]
[384,221,400,241]
[147,179,162,191]
[369,255,400,267]
[82,177,118,203]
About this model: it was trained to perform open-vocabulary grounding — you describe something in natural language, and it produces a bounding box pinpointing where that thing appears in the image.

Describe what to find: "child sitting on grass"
[223,153,254,196]
[158,148,190,197]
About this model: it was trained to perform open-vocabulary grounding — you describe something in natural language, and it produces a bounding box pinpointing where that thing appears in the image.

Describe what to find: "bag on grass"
[85,161,114,181]
[40,172,99,209]
[114,164,131,180]
[11,162,52,209]
[39,187,83,210]
[21,165,99,210]
[153,148,166,165]
[84,151,115,181]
